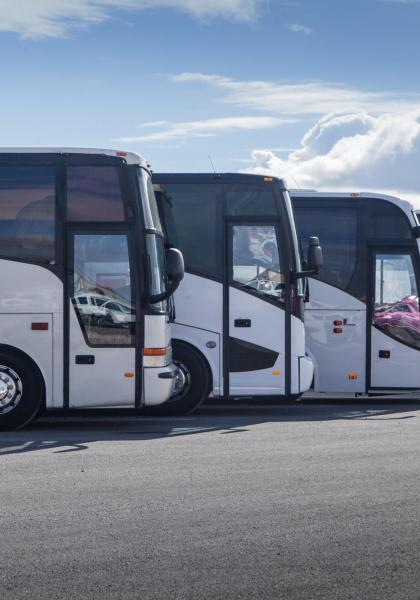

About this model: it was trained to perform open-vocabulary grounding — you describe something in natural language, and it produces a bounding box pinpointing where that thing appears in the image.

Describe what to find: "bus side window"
[294,205,358,293]
[0,166,55,264]
[158,184,222,280]
[67,166,125,222]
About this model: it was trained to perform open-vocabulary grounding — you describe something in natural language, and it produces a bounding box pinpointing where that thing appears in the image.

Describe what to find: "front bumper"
[143,363,178,406]
[299,355,314,393]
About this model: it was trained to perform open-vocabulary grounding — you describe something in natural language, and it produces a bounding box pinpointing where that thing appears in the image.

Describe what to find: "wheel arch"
[172,338,213,395]
[0,344,46,408]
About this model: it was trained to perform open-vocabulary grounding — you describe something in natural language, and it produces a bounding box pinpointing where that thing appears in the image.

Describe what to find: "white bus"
[153,173,322,415]
[0,148,184,430]
[292,191,420,394]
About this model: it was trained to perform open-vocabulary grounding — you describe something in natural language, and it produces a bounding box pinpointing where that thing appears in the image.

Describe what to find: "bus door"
[67,230,139,407]
[369,249,420,390]
[226,222,286,397]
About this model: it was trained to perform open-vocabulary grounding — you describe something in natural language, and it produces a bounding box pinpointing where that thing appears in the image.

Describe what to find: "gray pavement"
[1,401,420,600]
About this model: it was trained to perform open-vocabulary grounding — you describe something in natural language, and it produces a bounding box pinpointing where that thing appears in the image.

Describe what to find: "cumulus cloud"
[171,72,420,115]
[0,0,261,38]
[117,115,288,142]
[244,111,420,199]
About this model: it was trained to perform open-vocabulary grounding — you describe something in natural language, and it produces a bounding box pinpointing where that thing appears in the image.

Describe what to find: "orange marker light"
[264,177,273,182]
[124,371,135,378]
[143,348,167,356]
[348,373,358,380]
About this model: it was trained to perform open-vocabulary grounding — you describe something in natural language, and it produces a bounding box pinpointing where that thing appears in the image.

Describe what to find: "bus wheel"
[0,352,44,431]
[146,342,211,416]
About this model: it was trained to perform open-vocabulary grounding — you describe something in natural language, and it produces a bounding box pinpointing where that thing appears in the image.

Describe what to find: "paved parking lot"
[1,401,420,600]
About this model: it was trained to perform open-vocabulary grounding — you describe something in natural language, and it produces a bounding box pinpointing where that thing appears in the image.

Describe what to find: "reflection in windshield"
[232,225,285,302]
[73,234,135,346]
[373,254,420,349]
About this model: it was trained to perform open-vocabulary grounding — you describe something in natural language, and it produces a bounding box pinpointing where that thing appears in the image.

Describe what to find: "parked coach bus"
[0,149,184,430]
[152,173,322,415]
[292,191,420,394]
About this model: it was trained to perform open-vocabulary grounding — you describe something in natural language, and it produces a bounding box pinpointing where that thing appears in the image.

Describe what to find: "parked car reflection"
[74,292,135,329]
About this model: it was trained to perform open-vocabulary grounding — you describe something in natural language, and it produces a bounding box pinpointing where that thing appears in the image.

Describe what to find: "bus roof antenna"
[208,155,217,175]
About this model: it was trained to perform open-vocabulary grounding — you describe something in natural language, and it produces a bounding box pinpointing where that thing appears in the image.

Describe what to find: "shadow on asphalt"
[0,399,419,456]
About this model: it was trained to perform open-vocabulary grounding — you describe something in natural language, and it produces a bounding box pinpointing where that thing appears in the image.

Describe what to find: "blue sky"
[2,0,420,196]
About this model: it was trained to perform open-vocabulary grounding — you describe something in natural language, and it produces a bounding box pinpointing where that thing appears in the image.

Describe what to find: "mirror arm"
[291,269,319,282]
[148,278,180,305]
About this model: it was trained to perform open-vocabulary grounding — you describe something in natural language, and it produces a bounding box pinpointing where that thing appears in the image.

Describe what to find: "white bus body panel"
[371,328,420,389]
[173,274,223,395]
[175,273,223,333]
[144,314,171,349]
[68,302,136,408]
[172,274,310,397]
[0,260,63,408]
[291,315,312,394]
[143,315,176,406]
[229,287,285,395]
[304,280,366,393]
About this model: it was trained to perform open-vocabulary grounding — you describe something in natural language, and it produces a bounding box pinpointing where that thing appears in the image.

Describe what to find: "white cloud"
[117,115,288,142]
[0,0,261,38]
[243,111,420,200]
[170,72,420,115]
[287,23,311,34]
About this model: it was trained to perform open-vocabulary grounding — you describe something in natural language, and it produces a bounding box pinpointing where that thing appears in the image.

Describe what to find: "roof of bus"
[153,172,287,190]
[290,190,417,225]
[0,148,148,167]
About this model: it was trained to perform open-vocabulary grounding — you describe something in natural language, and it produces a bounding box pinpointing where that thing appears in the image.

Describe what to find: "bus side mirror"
[307,236,323,274]
[148,247,184,305]
[166,247,184,293]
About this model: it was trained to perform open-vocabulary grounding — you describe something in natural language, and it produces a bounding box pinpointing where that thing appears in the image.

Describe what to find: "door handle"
[234,318,251,328]
[75,355,95,365]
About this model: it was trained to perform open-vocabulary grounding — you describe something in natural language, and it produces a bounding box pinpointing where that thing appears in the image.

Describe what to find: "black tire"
[0,351,44,431]
[144,341,211,416]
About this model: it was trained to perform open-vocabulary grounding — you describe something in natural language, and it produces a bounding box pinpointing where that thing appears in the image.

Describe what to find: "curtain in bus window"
[67,166,125,221]
[373,253,420,350]
[72,234,135,346]
[294,206,357,291]
[0,166,55,263]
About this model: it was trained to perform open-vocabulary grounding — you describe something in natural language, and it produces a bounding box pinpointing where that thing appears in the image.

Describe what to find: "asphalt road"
[1,401,420,600]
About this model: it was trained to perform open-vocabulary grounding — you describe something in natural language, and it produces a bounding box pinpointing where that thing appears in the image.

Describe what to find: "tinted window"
[67,166,125,221]
[0,166,55,263]
[294,204,358,291]
[368,199,412,240]
[225,185,278,216]
[156,183,221,279]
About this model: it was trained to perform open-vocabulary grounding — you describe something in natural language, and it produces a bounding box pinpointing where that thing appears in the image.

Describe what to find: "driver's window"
[231,225,284,301]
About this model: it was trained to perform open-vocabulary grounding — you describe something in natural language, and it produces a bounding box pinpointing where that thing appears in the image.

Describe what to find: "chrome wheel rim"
[170,360,191,401]
[0,366,22,414]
